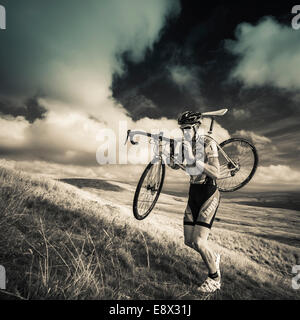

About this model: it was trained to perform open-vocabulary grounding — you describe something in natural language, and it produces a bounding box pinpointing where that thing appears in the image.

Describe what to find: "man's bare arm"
[196,157,220,179]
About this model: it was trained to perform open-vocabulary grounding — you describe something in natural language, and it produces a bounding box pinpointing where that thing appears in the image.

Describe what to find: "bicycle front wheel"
[217,138,258,192]
[133,158,165,220]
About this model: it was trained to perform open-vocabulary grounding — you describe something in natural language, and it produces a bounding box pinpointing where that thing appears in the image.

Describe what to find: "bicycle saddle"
[201,108,228,117]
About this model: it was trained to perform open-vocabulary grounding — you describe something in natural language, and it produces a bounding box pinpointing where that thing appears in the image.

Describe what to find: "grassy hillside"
[0,164,299,300]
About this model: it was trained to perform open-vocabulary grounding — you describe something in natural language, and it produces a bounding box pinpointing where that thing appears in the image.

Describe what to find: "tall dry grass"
[0,162,299,300]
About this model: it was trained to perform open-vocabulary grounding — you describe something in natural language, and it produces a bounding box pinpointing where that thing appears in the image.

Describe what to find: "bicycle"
[125,109,259,220]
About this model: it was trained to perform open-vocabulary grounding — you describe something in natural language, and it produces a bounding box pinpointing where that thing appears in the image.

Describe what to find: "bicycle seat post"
[158,131,163,156]
[208,117,214,134]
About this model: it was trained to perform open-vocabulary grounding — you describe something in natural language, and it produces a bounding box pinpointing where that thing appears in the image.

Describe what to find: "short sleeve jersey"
[189,137,218,184]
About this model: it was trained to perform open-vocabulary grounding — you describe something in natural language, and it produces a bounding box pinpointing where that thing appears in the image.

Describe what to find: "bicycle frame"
[125,127,240,176]
[129,113,258,206]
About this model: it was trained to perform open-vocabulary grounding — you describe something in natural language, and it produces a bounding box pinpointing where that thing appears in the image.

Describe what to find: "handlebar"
[125,130,174,145]
[125,129,187,170]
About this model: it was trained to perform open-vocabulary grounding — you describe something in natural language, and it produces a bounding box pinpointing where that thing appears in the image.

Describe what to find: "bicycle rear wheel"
[133,158,165,220]
[217,138,258,192]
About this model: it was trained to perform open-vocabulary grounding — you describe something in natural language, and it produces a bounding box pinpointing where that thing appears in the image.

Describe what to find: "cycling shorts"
[183,183,220,229]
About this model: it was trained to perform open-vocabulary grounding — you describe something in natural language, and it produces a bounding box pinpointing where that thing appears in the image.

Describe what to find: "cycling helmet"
[177,111,202,126]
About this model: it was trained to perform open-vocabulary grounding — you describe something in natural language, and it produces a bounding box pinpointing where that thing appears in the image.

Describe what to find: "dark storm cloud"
[0,95,47,123]
[259,117,300,170]
[0,145,96,167]
[111,1,300,171]
[0,0,181,169]
[119,90,160,120]
[112,4,300,128]
[0,0,180,105]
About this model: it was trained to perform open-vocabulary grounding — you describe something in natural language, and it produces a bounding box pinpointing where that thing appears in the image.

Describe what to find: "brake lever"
[124,130,130,145]
[124,130,138,145]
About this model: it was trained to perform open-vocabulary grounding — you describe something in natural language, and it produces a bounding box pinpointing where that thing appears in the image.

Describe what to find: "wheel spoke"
[134,160,164,219]
[217,139,258,192]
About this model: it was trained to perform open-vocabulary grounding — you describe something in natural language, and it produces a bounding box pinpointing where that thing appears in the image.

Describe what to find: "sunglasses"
[180,125,194,130]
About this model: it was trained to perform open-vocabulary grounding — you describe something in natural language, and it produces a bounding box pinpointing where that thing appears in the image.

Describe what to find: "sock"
[208,272,219,280]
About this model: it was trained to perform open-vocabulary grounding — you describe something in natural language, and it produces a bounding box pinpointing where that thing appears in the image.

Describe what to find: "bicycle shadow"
[59,178,124,192]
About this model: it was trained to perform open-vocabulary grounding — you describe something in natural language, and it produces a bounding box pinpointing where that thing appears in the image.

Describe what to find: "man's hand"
[168,163,181,170]
[183,140,195,163]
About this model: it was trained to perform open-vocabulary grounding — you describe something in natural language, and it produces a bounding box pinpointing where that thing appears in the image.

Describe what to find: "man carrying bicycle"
[170,111,221,293]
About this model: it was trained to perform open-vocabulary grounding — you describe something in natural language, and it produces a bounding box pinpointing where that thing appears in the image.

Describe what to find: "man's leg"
[192,225,218,277]
[183,202,195,249]
[192,225,221,293]
[183,201,217,274]
[184,225,194,249]
[193,186,220,276]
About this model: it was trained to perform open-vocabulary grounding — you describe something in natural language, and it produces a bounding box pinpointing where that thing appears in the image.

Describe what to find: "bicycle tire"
[133,158,165,220]
[217,138,259,192]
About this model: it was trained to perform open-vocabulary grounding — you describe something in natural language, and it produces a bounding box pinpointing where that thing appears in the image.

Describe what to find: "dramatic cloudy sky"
[0,0,300,189]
